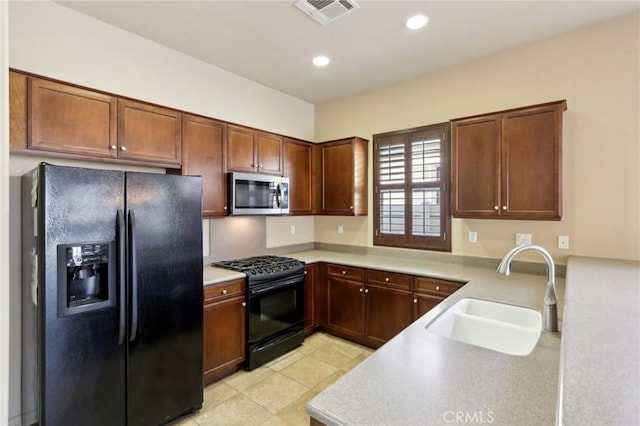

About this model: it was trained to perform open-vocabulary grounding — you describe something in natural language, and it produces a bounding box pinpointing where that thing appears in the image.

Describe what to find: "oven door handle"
[249,274,304,296]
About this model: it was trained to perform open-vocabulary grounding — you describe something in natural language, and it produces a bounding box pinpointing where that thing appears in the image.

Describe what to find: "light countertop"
[202,250,639,425]
[295,250,564,426]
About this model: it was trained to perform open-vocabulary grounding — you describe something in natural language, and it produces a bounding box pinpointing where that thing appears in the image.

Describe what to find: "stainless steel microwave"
[227,172,289,215]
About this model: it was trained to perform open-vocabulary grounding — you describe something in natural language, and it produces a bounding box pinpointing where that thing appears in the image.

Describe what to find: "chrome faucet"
[497,244,559,332]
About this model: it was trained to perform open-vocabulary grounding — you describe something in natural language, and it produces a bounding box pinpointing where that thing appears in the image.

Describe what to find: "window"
[373,123,451,251]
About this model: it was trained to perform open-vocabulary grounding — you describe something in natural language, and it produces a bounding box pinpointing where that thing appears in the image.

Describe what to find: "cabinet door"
[118,99,182,167]
[365,285,413,348]
[181,114,227,218]
[203,295,245,385]
[284,138,313,214]
[451,114,501,218]
[256,132,283,175]
[9,71,28,150]
[30,78,118,158]
[227,125,257,173]
[501,104,562,219]
[304,264,317,335]
[414,293,445,319]
[326,277,365,342]
[321,141,354,214]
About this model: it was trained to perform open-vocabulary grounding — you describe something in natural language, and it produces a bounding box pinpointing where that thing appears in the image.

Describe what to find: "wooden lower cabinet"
[326,276,365,342]
[413,276,465,319]
[322,263,466,348]
[365,284,413,348]
[203,279,246,385]
[304,264,318,335]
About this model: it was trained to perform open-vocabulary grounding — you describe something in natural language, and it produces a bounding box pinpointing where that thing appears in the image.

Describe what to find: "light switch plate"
[516,233,532,245]
[468,231,477,243]
[290,225,296,235]
[338,225,344,234]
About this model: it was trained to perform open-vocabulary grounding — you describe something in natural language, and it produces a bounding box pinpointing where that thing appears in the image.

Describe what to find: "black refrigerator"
[21,163,204,425]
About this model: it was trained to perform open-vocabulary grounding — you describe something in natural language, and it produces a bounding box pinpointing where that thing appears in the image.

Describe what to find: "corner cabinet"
[284,137,314,215]
[203,278,246,385]
[451,100,566,220]
[169,114,227,218]
[227,125,283,175]
[319,137,368,216]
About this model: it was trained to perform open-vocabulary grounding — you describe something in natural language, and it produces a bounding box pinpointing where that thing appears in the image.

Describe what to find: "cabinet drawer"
[326,264,365,281]
[414,277,464,296]
[366,269,413,291]
[204,279,245,304]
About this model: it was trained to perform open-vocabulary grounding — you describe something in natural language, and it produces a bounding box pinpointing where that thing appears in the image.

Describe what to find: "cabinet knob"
[241,302,246,307]
[494,206,499,211]
[364,288,369,294]
[502,206,507,211]
[350,206,353,210]
[221,289,228,295]
[414,298,418,304]
[258,164,263,169]
[120,146,127,151]
[223,206,227,211]
[385,277,389,282]
[359,288,363,293]
[342,270,346,275]
[304,270,307,275]
[435,285,440,291]
[110,144,117,150]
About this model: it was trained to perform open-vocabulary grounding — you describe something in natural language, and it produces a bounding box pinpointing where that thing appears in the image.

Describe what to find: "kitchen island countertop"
[293,250,563,426]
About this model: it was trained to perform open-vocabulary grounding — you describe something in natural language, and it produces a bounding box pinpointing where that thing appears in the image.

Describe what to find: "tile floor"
[172,332,375,426]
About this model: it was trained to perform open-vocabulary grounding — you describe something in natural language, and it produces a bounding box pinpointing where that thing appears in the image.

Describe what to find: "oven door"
[247,273,304,344]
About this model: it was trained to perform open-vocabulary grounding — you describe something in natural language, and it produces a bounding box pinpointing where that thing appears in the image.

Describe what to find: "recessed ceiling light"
[406,14,428,30]
[312,55,330,67]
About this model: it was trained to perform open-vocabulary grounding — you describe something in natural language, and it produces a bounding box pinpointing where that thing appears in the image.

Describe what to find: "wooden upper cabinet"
[174,114,227,218]
[118,99,182,167]
[256,131,283,175]
[227,125,283,175]
[452,100,566,220]
[283,138,313,215]
[29,78,118,158]
[320,137,368,216]
[9,71,28,150]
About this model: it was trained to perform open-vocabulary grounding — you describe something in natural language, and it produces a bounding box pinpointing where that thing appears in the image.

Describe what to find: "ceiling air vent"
[295,0,360,26]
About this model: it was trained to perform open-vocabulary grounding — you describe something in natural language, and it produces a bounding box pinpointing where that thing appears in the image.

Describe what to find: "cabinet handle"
[502,206,507,211]
[494,206,499,211]
[241,302,246,307]
[359,288,363,293]
[414,298,418,304]
[120,146,127,151]
[385,277,389,282]
[364,288,369,294]
[342,270,346,275]
[221,289,228,295]
[110,144,117,150]
[435,285,440,291]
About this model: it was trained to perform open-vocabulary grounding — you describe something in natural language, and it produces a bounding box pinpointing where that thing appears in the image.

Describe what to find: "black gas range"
[214,255,305,370]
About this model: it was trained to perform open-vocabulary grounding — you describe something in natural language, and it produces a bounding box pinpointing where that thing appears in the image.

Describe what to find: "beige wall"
[314,13,640,264]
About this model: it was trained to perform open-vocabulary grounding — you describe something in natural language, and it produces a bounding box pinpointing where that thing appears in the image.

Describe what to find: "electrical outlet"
[516,233,532,245]
[468,231,477,243]
[290,225,296,235]
[558,235,570,249]
[338,225,344,235]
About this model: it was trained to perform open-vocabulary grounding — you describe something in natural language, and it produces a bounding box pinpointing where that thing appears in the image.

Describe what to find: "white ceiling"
[56,0,639,104]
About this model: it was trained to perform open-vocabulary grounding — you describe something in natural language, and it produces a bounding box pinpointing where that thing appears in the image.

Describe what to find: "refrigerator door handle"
[128,209,139,342]
[117,209,126,345]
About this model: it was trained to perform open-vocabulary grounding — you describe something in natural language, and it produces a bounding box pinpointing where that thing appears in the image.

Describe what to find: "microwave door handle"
[276,184,282,208]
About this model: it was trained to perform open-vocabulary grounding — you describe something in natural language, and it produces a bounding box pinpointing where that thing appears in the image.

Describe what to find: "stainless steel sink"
[425,298,542,356]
